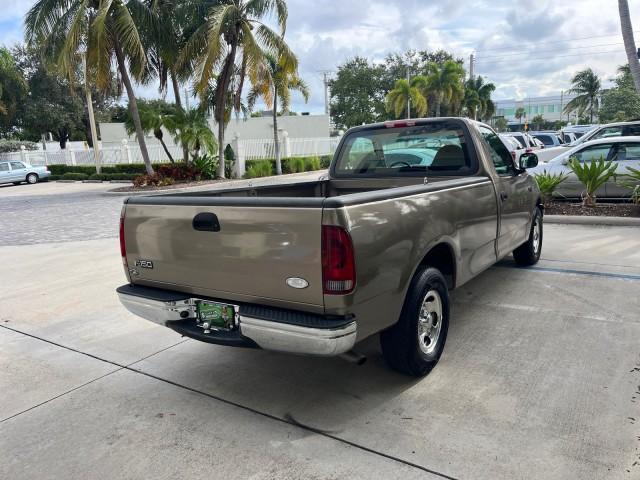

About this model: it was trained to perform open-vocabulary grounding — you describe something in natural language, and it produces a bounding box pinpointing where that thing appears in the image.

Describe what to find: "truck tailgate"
[122,202,324,309]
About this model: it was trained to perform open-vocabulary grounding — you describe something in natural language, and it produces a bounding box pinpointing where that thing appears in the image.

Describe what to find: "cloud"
[1,0,638,112]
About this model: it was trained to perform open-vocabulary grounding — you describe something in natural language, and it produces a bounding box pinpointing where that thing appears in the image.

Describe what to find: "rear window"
[534,134,555,146]
[333,121,477,177]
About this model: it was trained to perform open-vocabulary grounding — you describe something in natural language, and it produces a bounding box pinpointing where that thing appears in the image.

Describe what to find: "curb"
[545,215,640,227]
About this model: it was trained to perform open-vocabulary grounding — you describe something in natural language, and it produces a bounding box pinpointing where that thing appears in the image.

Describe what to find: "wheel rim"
[27,174,37,184]
[532,216,541,252]
[417,289,443,355]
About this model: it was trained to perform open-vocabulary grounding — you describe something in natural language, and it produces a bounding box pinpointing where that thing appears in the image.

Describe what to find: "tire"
[513,207,543,266]
[380,267,450,377]
[26,173,38,184]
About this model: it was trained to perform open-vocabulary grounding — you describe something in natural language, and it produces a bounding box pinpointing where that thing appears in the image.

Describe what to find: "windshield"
[333,122,476,177]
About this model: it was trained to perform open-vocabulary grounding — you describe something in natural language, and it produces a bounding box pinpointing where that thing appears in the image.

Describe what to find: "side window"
[592,127,623,140]
[478,126,515,175]
[0,163,10,172]
[10,162,26,169]
[615,143,640,161]
[571,145,613,163]
[625,125,640,136]
[535,135,554,146]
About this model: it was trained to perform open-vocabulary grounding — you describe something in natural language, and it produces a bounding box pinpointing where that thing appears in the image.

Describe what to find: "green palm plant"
[564,69,601,123]
[179,0,294,179]
[248,52,310,175]
[124,105,175,163]
[534,171,569,206]
[618,166,640,204]
[568,156,617,207]
[385,77,428,119]
[164,108,217,163]
[25,0,156,175]
[515,107,526,127]
[424,60,464,117]
[464,76,496,120]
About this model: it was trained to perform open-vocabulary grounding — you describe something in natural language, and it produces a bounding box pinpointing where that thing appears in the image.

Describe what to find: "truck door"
[477,126,532,258]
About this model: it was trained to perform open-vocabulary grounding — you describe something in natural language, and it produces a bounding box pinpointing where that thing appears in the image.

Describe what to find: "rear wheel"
[513,207,543,266]
[380,267,450,377]
[26,173,38,184]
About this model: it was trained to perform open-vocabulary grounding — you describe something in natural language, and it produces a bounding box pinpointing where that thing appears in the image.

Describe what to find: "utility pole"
[323,72,330,116]
[469,53,475,80]
[560,90,564,123]
[83,52,101,174]
[407,68,411,119]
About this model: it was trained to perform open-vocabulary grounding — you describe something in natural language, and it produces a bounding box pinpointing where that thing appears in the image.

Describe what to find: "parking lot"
[1,181,639,480]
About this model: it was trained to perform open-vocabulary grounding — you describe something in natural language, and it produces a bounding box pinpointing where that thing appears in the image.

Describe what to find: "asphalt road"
[1,182,639,480]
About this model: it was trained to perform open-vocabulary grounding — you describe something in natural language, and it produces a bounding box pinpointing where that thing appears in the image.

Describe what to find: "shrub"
[320,155,332,169]
[193,155,216,179]
[568,156,617,207]
[305,156,321,171]
[245,160,273,178]
[48,175,61,181]
[0,140,39,153]
[89,173,107,181]
[61,173,89,181]
[619,166,640,204]
[133,174,175,187]
[534,171,568,206]
[284,157,305,173]
[155,164,201,181]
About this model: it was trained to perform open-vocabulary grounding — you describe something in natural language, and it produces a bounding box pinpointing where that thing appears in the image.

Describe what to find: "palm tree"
[25,0,156,175]
[424,60,464,117]
[619,0,640,92]
[179,0,294,179]
[515,107,526,128]
[564,68,601,123]
[164,108,217,162]
[248,52,310,175]
[125,105,175,163]
[385,77,428,119]
[464,76,496,120]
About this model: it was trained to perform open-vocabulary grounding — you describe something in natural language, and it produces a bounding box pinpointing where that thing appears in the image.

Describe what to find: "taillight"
[322,225,356,295]
[119,208,127,265]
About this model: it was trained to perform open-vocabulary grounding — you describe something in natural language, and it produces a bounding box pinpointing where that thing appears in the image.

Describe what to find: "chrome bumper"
[117,291,356,356]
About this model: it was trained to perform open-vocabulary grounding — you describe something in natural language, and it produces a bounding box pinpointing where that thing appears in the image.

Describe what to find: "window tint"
[334,122,475,177]
[571,144,613,163]
[478,125,515,175]
[613,143,640,161]
[513,134,526,147]
[534,134,554,146]
[0,163,9,172]
[625,124,640,136]
[10,162,26,169]
[592,127,623,140]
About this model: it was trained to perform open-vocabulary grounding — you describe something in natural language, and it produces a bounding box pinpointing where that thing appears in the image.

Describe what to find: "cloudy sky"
[2,0,639,113]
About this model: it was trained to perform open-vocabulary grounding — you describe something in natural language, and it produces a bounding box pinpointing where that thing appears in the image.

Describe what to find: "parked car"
[499,134,526,162]
[531,131,566,147]
[502,132,543,152]
[0,161,51,185]
[537,120,640,163]
[559,131,578,144]
[527,136,640,198]
[117,117,543,377]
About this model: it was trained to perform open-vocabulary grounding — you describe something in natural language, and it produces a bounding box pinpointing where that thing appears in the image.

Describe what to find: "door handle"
[500,192,509,201]
[193,212,221,232]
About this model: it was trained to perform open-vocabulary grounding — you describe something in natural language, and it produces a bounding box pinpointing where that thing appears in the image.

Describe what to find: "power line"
[474,31,640,53]
[476,42,624,60]
[475,49,624,66]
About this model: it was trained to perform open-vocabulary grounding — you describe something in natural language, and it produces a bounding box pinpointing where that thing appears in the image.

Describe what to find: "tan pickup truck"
[117,118,542,376]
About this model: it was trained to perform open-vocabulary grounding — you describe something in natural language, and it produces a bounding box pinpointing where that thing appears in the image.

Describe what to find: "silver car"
[528,136,640,198]
[0,161,51,186]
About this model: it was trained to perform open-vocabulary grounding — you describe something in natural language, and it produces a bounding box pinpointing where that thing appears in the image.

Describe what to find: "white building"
[494,93,580,126]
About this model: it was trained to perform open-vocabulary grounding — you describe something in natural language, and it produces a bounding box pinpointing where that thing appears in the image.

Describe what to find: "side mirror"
[519,152,538,170]
[560,158,569,166]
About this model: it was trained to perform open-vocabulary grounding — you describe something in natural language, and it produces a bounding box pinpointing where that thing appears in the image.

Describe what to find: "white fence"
[0,143,182,166]
[239,136,341,161]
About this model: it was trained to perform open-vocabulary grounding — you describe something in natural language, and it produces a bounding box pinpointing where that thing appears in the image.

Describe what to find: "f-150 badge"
[135,259,154,269]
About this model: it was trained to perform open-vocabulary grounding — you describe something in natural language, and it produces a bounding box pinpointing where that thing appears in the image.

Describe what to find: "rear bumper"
[116,284,357,356]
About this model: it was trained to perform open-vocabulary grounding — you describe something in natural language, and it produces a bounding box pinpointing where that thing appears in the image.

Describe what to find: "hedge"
[62,173,89,180]
[47,163,174,176]
[244,155,331,178]
[88,173,138,181]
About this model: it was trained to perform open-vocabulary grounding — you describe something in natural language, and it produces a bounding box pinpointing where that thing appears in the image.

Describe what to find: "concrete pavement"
[1,183,639,479]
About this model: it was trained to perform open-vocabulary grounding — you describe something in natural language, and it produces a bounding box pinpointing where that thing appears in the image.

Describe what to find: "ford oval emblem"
[286,277,309,289]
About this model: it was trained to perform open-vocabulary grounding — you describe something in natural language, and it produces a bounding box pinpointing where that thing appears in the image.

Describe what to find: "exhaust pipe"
[340,350,367,366]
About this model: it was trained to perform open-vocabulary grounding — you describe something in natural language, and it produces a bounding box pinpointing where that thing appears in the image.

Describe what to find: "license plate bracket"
[196,300,239,332]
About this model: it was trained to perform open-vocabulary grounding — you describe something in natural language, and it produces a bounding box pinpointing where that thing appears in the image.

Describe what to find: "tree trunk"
[171,72,189,163]
[273,89,282,175]
[214,39,239,179]
[155,130,175,163]
[435,97,441,117]
[115,42,154,176]
[619,0,640,92]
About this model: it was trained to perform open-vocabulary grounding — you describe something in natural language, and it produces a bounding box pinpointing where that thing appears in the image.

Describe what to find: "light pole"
[406,67,411,119]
